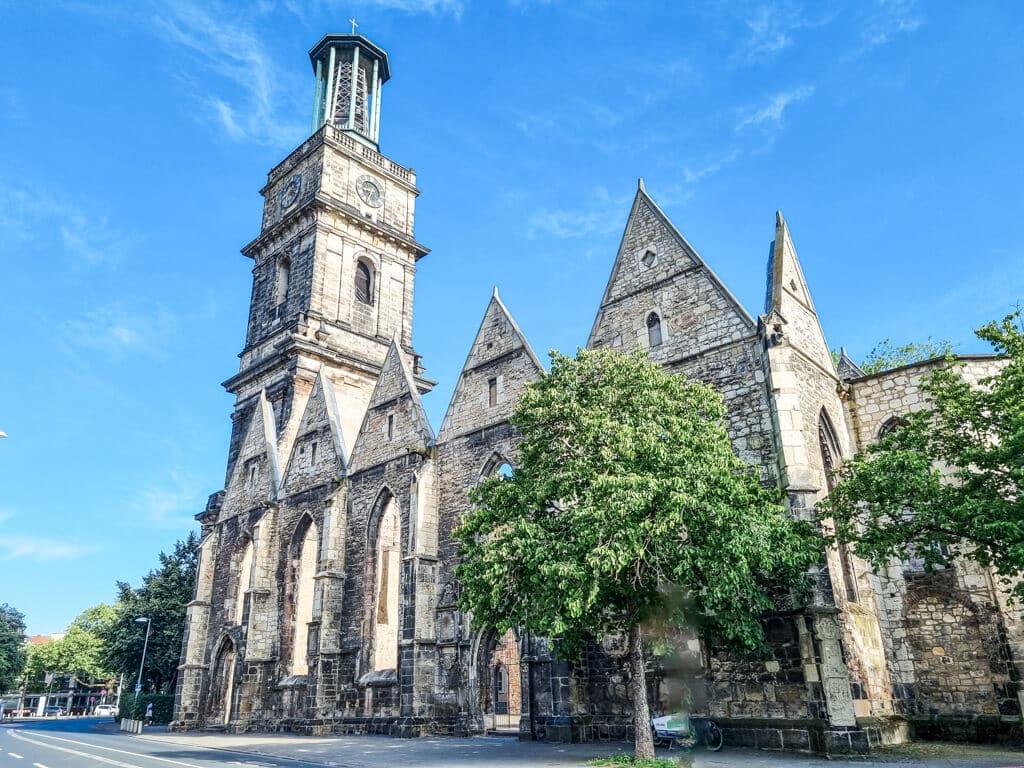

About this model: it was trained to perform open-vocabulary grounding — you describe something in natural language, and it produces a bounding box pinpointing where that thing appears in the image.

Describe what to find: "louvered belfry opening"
[309,34,390,146]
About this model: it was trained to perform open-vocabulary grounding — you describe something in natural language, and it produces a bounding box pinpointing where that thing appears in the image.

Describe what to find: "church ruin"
[172,32,1024,753]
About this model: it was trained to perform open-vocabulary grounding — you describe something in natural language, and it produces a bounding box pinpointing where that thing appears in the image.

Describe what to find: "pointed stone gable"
[348,340,435,474]
[279,369,348,496]
[221,390,280,518]
[438,289,545,442]
[766,211,817,314]
[588,185,754,360]
[764,211,835,375]
[836,348,867,382]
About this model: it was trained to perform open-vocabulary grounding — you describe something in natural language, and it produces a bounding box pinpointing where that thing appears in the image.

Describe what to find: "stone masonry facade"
[172,32,1024,755]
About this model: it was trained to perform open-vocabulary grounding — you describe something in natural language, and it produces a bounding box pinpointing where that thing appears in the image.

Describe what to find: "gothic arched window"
[647,312,663,348]
[877,416,905,440]
[819,409,859,603]
[371,495,400,671]
[289,518,318,674]
[355,261,374,306]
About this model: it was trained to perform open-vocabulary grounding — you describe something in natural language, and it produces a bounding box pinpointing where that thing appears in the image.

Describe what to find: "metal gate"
[489,659,520,732]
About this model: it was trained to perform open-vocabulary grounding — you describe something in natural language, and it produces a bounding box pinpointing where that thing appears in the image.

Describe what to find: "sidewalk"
[131,728,1024,768]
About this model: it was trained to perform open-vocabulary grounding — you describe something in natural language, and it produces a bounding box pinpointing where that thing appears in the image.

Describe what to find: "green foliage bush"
[588,755,693,768]
[120,693,174,724]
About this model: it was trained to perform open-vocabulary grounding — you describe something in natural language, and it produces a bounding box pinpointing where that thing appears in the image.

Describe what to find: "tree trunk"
[628,623,655,759]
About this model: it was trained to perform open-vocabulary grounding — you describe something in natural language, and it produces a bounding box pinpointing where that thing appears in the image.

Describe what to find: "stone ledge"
[906,714,1024,745]
[712,717,871,755]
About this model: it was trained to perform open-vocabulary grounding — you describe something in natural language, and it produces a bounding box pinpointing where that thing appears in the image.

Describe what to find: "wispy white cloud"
[513,113,558,138]
[0,512,94,561]
[0,86,26,121]
[363,0,464,13]
[850,0,923,57]
[0,536,94,561]
[683,148,741,184]
[735,2,834,63]
[283,0,465,26]
[0,182,137,269]
[126,468,206,529]
[149,3,305,147]
[736,85,815,131]
[527,188,631,240]
[55,302,179,360]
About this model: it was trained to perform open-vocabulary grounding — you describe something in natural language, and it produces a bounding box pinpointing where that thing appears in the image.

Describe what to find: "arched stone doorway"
[207,636,236,725]
[474,627,523,733]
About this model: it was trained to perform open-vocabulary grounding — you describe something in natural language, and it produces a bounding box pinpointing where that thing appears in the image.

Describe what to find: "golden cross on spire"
[349,18,358,34]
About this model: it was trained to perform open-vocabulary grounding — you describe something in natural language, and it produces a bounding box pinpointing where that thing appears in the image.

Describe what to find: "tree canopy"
[453,349,818,757]
[860,337,954,374]
[822,313,1024,596]
[97,533,199,693]
[23,606,114,689]
[0,604,26,693]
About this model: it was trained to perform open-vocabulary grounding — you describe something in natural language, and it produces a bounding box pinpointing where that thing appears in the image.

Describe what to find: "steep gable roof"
[438,288,545,442]
[279,369,348,495]
[836,348,867,381]
[765,210,817,316]
[588,182,754,348]
[221,390,280,516]
[348,339,435,474]
[763,211,835,375]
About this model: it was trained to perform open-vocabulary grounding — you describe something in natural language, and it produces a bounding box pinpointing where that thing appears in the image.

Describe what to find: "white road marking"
[8,734,141,768]
[32,762,47,768]
[9,731,206,768]
[7,753,23,759]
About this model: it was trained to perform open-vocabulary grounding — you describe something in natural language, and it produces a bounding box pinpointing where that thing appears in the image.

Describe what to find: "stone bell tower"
[172,33,431,729]
[223,32,431,471]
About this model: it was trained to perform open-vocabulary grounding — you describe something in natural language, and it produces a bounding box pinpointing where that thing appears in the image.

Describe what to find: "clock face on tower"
[356,174,383,208]
[279,174,301,209]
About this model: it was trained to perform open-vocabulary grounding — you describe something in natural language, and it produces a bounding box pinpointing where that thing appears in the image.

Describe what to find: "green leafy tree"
[0,604,27,693]
[23,605,116,687]
[71,604,117,634]
[860,337,953,374]
[98,533,199,694]
[822,313,1024,596]
[454,349,818,759]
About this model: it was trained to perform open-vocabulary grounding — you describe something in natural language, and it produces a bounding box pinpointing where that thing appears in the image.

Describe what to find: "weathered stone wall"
[844,358,1023,738]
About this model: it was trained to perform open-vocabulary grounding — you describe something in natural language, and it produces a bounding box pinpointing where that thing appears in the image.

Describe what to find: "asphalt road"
[1,717,1022,768]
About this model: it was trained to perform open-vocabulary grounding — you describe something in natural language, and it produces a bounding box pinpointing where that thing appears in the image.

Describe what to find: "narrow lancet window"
[234,540,254,627]
[372,497,400,671]
[819,410,859,602]
[356,261,373,305]
[290,520,318,673]
[487,377,498,407]
[647,312,663,347]
[276,257,291,306]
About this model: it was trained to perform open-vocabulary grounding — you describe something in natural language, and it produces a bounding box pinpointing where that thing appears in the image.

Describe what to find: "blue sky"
[1,1,1022,635]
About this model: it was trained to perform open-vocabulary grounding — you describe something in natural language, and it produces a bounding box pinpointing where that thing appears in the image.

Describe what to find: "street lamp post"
[134,617,152,715]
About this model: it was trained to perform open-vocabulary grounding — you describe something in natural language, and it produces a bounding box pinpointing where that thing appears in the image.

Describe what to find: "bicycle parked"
[651,712,724,751]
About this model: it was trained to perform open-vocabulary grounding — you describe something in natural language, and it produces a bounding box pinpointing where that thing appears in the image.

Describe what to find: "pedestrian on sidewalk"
[145,702,153,726]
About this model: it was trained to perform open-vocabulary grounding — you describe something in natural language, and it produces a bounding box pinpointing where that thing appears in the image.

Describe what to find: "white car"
[94,704,117,717]
[651,713,723,751]
[651,712,693,746]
